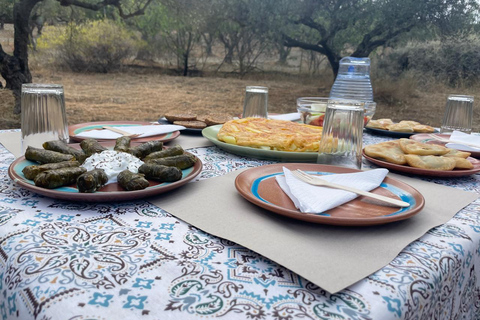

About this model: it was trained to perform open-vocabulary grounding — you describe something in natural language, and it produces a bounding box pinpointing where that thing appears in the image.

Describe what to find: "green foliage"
[376,35,480,87]
[37,20,144,72]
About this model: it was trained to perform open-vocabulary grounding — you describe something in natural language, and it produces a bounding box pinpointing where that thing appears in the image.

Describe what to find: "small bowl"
[297,97,329,126]
[297,97,376,127]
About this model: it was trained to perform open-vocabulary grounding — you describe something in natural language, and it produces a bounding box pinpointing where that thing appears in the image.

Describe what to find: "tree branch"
[58,0,153,19]
[353,23,416,56]
[283,35,327,55]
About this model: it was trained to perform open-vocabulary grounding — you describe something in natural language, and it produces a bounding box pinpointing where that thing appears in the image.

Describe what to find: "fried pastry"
[366,119,394,130]
[386,123,414,133]
[204,114,233,126]
[164,112,197,122]
[398,138,449,156]
[444,148,471,159]
[399,120,421,127]
[404,155,456,171]
[218,117,323,152]
[364,140,407,165]
[173,120,207,129]
[452,157,474,169]
[413,124,435,133]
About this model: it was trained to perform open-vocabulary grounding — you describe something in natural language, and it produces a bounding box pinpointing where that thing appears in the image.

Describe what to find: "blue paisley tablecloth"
[0,130,480,320]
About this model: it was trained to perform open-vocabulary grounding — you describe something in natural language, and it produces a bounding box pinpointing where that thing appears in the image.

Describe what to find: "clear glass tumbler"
[21,84,69,154]
[242,86,268,118]
[317,100,365,169]
[440,95,474,134]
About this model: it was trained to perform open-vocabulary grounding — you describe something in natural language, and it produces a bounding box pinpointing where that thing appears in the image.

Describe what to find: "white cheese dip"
[81,150,144,184]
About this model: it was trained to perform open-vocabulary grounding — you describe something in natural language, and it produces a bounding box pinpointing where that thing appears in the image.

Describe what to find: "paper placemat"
[150,169,478,294]
[0,130,213,158]
[0,131,21,158]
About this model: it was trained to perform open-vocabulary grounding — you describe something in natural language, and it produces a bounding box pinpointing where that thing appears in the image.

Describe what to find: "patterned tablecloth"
[1,130,480,320]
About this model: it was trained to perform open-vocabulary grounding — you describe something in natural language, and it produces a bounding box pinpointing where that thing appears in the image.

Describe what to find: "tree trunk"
[0,0,40,114]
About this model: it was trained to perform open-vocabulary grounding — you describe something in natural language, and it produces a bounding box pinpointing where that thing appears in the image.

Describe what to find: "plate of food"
[410,133,480,159]
[235,163,424,226]
[160,111,234,134]
[365,119,438,138]
[69,121,181,143]
[202,118,323,162]
[8,138,202,202]
[363,138,480,177]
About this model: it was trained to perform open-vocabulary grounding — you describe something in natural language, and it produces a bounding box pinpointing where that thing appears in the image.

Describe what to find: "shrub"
[375,35,480,87]
[37,20,144,73]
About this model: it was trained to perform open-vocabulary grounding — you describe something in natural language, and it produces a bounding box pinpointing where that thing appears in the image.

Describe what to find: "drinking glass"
[440,95,474,134]
[317,100,365,169]
[242,86,268,118]
[21,84,69,154]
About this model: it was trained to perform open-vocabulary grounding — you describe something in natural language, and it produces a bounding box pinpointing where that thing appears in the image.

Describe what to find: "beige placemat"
[0,131,21,158]
[0,131,212,158]
[164,133,214,149]
[150,169,479,294]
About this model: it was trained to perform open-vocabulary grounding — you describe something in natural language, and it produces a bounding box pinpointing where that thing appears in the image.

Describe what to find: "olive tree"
[0,0,153,113]
[271,0,479,76]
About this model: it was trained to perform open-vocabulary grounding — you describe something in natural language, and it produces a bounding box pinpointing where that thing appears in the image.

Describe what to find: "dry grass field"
[0,24,479,131]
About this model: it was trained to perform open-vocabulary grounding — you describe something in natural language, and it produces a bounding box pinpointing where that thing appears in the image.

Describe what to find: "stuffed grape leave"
[143,145,184,161]
[22,161,81,180]
[129,140,163,159]
[80,139,107,157]
[146,154,196,170]
[117,170,149,191]
[34,167,87,189]
[43,140,87,163]
[77,169,108,193]
[25,146,76,164]
[114,136,131,153]
[138,163,182,182]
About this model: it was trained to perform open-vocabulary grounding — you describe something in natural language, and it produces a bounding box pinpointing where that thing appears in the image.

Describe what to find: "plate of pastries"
[365,119,437,138]
[202,117,323,162]
[363,138,480,177]
[160,111,234,133]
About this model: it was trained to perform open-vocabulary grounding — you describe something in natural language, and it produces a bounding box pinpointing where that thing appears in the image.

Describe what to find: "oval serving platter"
[235,163,425,226]
[8,142,202,202]
[69,121,181,143]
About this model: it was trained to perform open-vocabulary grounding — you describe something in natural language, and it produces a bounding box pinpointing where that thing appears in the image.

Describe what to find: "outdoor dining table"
[0,128,479,320]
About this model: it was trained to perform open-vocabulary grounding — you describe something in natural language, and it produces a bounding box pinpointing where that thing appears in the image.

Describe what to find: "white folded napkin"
[268,113,301,121]
[445,130,480,151]
[276,167,389,214]
[75,125,185,139]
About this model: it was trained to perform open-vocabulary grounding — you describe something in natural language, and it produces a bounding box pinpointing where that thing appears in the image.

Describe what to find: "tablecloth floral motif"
[0,131,479,320]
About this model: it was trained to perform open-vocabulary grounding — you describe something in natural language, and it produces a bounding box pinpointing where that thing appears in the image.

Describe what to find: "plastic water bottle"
[329,57,373,102]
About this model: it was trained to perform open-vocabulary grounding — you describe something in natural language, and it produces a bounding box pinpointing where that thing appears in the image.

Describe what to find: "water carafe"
[329,57,373,102]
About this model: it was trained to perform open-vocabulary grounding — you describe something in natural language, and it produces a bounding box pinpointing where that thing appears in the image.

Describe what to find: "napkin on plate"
[268,113,301,121]
[445,130,480,151]
[75,125,186,139]
[276,167,389,214]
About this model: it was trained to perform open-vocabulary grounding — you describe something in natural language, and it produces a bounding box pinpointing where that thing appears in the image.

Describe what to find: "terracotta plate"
[365,127,438,138]
[410,133,480,159]
[202,125,318,162]
[363,150,480,177]
[8,142,202,202]
[69,121,181,143]
[235,163,425,226]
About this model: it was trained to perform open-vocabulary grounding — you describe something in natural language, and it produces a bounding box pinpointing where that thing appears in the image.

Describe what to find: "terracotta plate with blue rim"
[363,150,480,177]
[8,141,202,202]
[234,163,424,226]
[69,121,181,143]
[410,133,480,159]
